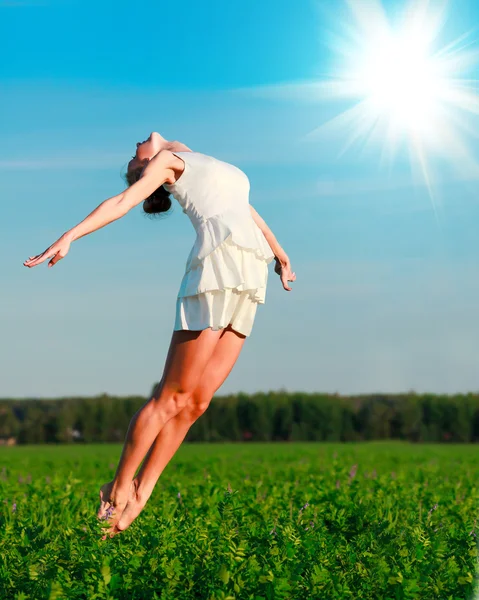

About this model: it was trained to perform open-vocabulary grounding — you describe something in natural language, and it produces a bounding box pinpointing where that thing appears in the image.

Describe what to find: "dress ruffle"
[175,289,258,337]
[177,209,275,303]
[186,209,275,268]
[178,235,272,303]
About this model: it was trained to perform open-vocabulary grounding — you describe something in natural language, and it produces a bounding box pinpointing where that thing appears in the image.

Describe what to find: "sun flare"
[358,34,443,132]
[310,0,479,198]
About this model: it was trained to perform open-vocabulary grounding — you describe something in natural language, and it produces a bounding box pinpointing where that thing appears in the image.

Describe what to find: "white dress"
[163,151,275,337]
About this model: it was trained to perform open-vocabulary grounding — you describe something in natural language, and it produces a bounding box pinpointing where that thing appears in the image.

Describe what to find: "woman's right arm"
[24,151,177,269]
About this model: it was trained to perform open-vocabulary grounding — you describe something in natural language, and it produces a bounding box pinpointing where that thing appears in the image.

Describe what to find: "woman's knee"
[186,386,213,422]
[152,385,193,421]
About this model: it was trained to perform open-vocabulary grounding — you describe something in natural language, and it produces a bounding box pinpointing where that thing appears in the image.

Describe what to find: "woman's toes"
[101,525,120,540]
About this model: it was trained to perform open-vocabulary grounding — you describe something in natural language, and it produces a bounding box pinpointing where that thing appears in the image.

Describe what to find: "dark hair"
[125,165,172,216]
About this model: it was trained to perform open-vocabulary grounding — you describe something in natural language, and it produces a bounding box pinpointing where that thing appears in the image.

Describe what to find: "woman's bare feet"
[98,479,150,537]
[112,483,151,535]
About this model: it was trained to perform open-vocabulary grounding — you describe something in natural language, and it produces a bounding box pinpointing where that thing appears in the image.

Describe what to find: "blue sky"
[1,0,479,398]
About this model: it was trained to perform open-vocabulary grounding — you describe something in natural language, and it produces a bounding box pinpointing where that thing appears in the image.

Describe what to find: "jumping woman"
[23,132,296,536]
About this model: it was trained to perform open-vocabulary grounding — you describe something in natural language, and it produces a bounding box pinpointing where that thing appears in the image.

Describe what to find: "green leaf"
[218,564,230,584]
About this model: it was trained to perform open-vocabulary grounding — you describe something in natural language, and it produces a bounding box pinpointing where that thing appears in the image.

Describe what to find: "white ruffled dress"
[163,151,275,337]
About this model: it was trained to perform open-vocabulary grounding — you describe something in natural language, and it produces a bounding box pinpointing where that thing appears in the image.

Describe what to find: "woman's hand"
[23,234,72,269]
[274,256,296,291]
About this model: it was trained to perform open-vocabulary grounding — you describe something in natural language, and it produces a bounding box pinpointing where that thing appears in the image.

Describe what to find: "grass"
[1,442,478,599]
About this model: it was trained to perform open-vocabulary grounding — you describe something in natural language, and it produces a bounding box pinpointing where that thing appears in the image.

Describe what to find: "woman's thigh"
[154,327,224,397]
[192,325,247,400]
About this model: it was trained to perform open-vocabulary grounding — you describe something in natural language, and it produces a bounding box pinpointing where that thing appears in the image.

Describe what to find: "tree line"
[1,390,479,444]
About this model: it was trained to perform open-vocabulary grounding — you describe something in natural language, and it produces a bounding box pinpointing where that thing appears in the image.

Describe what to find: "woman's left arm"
[250,204,296,291]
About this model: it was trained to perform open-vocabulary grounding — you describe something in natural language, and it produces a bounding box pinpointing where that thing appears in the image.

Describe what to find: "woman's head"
[125,131,172,216]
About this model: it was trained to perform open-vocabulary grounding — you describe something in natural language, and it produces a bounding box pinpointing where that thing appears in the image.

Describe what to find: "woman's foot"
[110,480,151,536]
[99,479,149,537]
[97,480,130,537]
[97,481,116,520]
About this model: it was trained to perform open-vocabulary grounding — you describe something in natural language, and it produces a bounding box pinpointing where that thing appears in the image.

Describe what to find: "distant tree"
[0,405,19,439]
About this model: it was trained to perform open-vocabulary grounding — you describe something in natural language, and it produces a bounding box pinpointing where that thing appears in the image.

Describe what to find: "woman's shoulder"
[162,151,208,189]
[169,150,219,171]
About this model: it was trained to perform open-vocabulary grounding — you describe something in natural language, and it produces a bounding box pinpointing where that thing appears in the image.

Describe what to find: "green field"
[1,442,478,599]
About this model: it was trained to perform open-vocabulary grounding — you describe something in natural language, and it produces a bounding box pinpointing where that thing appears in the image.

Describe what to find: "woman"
[24,132,296,536]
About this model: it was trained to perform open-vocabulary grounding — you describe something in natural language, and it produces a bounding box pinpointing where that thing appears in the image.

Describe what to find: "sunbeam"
[308,0,479,202]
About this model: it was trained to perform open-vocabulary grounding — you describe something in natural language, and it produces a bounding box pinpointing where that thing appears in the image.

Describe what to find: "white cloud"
[231,80,342,104]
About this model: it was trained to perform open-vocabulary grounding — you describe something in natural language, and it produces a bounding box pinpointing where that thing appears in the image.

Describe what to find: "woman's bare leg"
[108,326,246,534]
[98,327,223,532]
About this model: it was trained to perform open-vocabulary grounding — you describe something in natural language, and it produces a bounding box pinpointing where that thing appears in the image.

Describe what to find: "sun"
[309,0,479,199]
[359,34,442,132]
